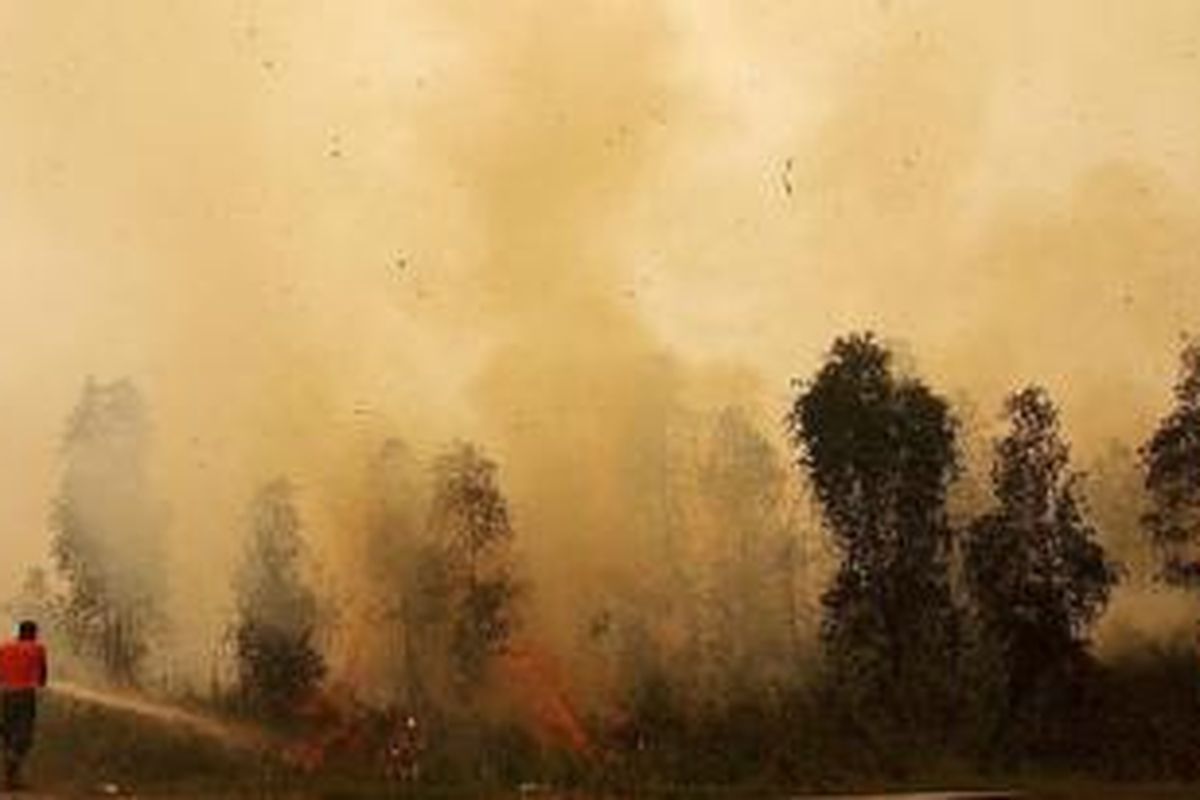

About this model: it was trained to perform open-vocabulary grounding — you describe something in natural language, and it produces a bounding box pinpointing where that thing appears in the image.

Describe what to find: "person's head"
[16,621,37,641]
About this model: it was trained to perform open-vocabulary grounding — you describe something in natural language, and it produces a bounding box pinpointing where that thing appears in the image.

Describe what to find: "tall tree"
[425,442,520,694]
[963,387,1117,745]
[1141,337,1200,583]
[786,333,960,743]
[50,378,167,685]
[231,479,325,720]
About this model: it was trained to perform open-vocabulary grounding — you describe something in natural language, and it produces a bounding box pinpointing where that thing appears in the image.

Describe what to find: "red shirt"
[0,640,47,690]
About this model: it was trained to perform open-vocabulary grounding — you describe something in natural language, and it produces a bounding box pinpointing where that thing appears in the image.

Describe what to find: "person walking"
[0,621,48,790]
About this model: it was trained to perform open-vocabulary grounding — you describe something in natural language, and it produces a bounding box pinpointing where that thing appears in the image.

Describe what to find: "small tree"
[50,378,167,685]
[232,479,325,720]
[1141,337,1200,583]
[426,442,520,693]
[963,387,1117,750]
[786,333,960,750]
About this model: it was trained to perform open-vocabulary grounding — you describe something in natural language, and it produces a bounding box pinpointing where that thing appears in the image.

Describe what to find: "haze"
[2,1,1199,676]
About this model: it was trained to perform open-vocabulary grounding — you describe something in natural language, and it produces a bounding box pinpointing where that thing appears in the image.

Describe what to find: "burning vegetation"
[9,330,1200,793]
[4,5,1200,794]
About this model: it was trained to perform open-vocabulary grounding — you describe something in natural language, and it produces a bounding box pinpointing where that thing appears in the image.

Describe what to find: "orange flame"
[497,642,594,759]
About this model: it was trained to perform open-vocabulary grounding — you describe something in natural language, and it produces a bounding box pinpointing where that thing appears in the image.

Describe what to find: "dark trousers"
[1,689,38,763]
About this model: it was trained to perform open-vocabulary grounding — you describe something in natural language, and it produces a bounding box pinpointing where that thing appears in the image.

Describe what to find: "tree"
[1141,337,1200,583]
[231,479,325,720]
[696,407,798,698]
[425,442,520,693]
[50,378,167,685]
[963,387,1117,749]
[785,333,960,746]
[359,439,425,705]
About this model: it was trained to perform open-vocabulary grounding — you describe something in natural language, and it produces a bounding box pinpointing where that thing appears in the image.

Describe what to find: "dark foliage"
[231,479,326,721]
[426,442,520,692]
[1142,337,1200,581]
[786,332,961,753]
[31,335,1200,792]
[964,386,1118,760]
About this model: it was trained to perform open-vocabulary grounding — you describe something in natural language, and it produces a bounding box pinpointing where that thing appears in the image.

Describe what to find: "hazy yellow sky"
[2,1,1200,653]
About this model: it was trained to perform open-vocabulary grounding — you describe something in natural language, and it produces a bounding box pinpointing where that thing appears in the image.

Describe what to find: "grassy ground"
[13,693,1200,799]
[23,692,261,796]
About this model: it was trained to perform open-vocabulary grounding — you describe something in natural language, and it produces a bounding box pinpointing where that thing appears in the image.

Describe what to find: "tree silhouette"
[231,479,325,720]
[964,386,1117,749]
[1141,337,1200,583]
[426,442,520,693]
[50,378,167,685]
[786,333,960,746]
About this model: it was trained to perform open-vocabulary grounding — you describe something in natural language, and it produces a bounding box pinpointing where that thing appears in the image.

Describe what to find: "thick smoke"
[1,1,1200,691]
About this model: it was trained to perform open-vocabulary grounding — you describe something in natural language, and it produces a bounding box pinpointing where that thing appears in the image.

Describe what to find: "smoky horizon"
[2,0,1200,708]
